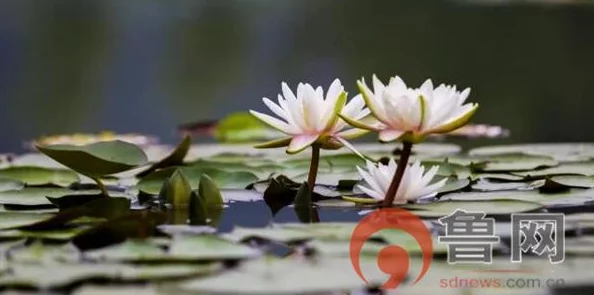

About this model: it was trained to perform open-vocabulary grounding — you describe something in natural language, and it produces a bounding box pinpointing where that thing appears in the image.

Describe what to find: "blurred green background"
[0,0,593,152]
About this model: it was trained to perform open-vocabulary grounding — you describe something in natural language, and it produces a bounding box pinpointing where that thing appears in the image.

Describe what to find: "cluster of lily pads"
[0,74,593,293]
[0,137,594,293]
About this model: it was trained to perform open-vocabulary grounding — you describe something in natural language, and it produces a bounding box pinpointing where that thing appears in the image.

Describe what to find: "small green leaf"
[0,166,79,187]
[136,135,192,177]
[294,182,312,208]
[36,140,148,178]
[188,191,208,226]
[137,166,258,195]
[159,169,192,208]
[198,174,224,207]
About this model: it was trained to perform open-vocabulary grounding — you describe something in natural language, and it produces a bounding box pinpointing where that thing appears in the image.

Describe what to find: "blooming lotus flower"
[249,79,370,154]
[356,159,447,205]
[340,74,479,143]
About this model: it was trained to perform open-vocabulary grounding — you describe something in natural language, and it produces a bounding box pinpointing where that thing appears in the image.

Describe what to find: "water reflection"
[0,0,593,153]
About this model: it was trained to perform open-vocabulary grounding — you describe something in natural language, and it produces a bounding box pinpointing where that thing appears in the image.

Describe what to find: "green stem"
[307,144,321,223]
[92,177,109,197]
[307,144,321,193]
[383,141,413,207]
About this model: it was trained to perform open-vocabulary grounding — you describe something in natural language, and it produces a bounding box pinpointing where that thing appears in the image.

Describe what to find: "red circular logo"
[349,208,433,290]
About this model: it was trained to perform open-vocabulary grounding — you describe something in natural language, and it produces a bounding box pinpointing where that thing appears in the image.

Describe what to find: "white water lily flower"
[341,74,478,143]
[356,159,447,205]
[249,79,370,154]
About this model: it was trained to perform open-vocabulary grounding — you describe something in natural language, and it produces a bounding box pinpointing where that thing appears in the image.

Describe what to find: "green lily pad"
[513,162,594,178]
[82,239,166,262]
[0,166,79,187]
[0,212,55,230]
[177,255,387,294]
[473,153,558,172]
[168,234,261,261]
[437,177,471,195]
[441,189,594,209]
[0,228,85,240]
[36,140,148,177]
[0,263,218,289]
[548,175,594,189]
[469,143,594,161]
[137,166,258,195]
[402,200,543,217]
[0,188,106,207]
[471,179,545,192]
[473,173,525,181]
[0,178,24,192]
[7,241,79,264]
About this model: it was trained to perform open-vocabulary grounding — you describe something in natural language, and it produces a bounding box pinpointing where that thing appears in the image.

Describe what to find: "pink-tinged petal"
[281,82,296,101]
[286,134,319,154]
[420,78,434,95]
[249,110,297,134]
[262,97,287,120]
[326,78,343,101]
[379,130,405,143]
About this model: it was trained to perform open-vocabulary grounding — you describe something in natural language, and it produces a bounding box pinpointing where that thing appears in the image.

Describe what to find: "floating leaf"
[469,143,594,161]
[471,179,545,192]
[82,239,166,262]
[178,255,387,294]
[36,140,148,178]
[0,178,24,192]
[513,162,594,178]
[437,177,471,195]
[0,166,79,187]
[7,241,79,264]
[548,175,594,189]
[477,153,558,172]
[136,135,192,178]
[46,193,107,209]
[403,200,543,217]
[168,234,261,261]
[0,212,54,230]
[159,169,192,208]
[22,197,130,231]
[72,211,167,251]
[0,188,100,207]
